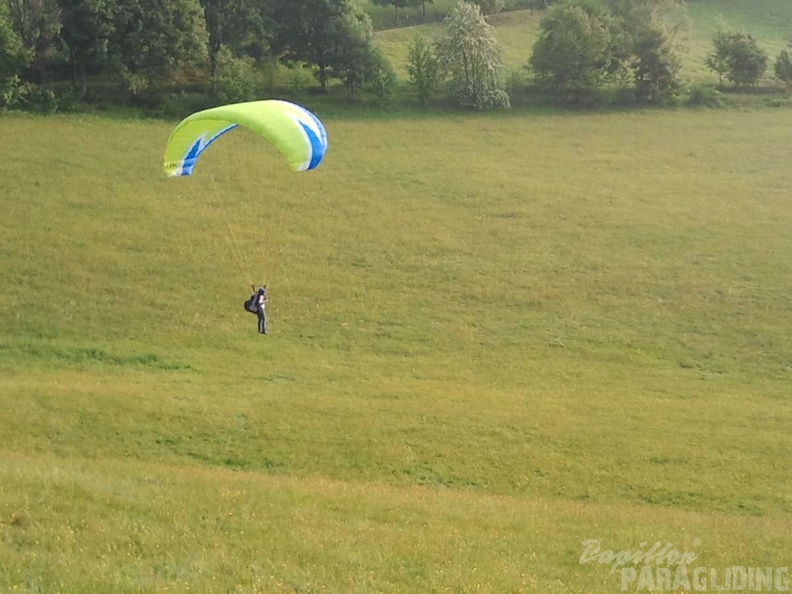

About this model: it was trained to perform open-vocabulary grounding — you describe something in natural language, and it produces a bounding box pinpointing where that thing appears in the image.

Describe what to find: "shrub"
[706,22,768,87]
[155,92,214,119]
[0,75,27,108]
[213,45,258,104]
[363,49,396,105]
[435,1,510,110]
[287,65,312,99]
[529,3,612,103]
[407,35,441,106]
[774,49,792,88]
[685,82,723,108]
[23,85,60,113]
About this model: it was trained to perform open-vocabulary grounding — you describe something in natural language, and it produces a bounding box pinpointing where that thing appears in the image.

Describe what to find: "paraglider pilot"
[245,285,268,334]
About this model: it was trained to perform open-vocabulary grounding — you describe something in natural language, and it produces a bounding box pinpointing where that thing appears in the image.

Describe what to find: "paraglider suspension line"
[208,173,255,288]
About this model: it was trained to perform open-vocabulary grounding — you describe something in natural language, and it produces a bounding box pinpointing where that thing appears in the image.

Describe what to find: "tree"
[0,7,31,105]
[271,0,351,92]
[326,9,383,99]
[608,0,686,104]
[630,27,681,103]
[705,18,730,86]
[529,3,613,102]
[364,48,395,104]
[212,43,257,103]
[0,7,29,80]
[435,1,509,109]
[529,0,686,105]
[775,48,792,88]
[726,32,767,87]
[200,0,273,78]
[326,9,394,102]
[407,34,440,105]
[3,0,62,82]
[109,0,208,92]
[706,21,767,88]
[417,0,433,21]
[272,0,390,98]
[58,0,114,97]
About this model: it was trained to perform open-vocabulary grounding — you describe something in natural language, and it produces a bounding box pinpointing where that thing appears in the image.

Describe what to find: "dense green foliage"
[775,48,792,87]
[435,1,510,108]
[530,0,686,104]
[212,45,258,103]
[1,0,792,114]
[529,3,613,102]
[202,0,272,76]
[0,5,31,106]
[609,0,685,104]
[0,0,388,106]
[706,18,769,87]
[111,0,208,92]
[406,34,441,104]
[58,0,113,96]
[5,0,61,82]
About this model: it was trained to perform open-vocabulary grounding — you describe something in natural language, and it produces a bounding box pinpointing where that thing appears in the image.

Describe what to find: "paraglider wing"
[163,100,328,177]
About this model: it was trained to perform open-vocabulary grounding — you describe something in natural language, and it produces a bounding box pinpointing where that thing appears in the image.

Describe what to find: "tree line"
[525,1,792,106]
[405,0,792,110]
[1,0,397,111]
[1,0,790,115]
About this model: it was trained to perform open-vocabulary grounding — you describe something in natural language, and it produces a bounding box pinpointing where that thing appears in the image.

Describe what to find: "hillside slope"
[1,107,791,592]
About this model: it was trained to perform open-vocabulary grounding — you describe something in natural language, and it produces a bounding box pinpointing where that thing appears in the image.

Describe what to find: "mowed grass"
[1,106,791,592]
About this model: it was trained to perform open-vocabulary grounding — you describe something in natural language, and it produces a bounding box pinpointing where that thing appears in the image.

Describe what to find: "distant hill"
[367,0,792,85]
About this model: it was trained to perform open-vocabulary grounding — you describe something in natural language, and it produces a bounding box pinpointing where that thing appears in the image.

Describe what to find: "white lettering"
[756,567,773,590]
[642,542,663,565]
[656,567,672,590]
[732,566,748,590]
[680,550,698,565]
[621,568,637,590]
[637,566,655,590]
[693,567,708,591]
[653,543,673,566]
[776,567,789,592]
[672,565,691,591]
[710,567,725,591]
[579,539,601,564]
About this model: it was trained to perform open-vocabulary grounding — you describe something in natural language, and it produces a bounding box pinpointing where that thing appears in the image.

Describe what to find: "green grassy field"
[1,103,791,592]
